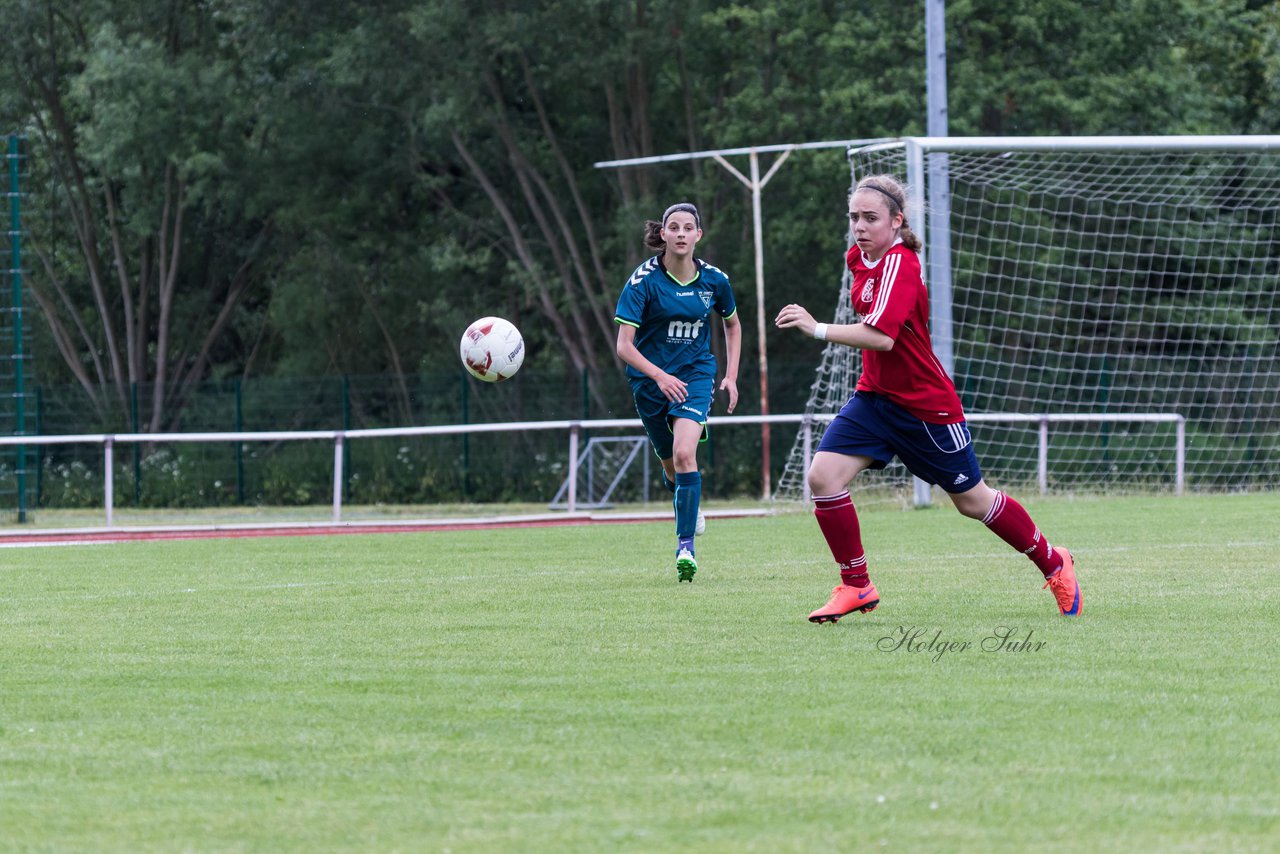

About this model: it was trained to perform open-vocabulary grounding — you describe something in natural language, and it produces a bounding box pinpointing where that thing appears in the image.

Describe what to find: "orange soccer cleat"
[1043,547,1082,616]
[808,582,880,623]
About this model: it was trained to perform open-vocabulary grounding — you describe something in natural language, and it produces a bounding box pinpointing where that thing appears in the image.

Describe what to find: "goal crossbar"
[857,134,1280,155]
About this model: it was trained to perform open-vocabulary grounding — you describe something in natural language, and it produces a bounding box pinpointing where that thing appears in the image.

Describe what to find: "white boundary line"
[0,508,775,548]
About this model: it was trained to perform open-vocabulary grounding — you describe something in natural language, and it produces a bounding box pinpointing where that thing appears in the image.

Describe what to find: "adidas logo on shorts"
[953,473,969,485]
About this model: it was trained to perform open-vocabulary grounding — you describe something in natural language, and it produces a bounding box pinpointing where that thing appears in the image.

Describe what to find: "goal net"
[777,136,1280,503]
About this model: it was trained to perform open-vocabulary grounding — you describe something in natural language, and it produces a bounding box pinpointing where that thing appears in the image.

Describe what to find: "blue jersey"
[614,255,737,381]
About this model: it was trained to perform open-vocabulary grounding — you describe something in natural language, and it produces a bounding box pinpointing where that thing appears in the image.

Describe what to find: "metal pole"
[749,150,771,499]
[9,136,26,523]
[906,140,933,508]
[131,381,141,505]
[234,378,245,505]
[643,448,650,504]
[341,374,350,502]
[1039,418,1049,495]
[567,422,579,512]
[104,437,114,527]
[460,374,470,499]
[332,435,344,522]
[1175,417,1186,495]
[801,415,813,504]
[926,0,955,374]
[35,385,43,506]
[711,147,792,500]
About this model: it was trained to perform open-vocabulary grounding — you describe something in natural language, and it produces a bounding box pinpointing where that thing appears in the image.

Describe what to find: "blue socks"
[674,471,701,551]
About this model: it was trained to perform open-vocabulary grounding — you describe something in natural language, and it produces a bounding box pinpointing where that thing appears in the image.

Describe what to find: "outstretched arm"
[773,303,894,351]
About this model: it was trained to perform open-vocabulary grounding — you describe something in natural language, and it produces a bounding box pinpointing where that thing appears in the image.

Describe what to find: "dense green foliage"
[3,0,1276,424]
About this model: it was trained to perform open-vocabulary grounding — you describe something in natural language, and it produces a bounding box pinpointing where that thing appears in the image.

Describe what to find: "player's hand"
[655,371,688,403]
[719,376,739,413]
[774,303,816,336]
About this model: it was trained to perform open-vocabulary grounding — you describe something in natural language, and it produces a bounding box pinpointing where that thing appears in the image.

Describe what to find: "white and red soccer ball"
[459,316,525,382]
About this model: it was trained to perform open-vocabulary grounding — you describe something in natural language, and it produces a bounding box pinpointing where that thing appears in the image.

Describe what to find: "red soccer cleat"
[808,582,880,623]
[1043,547,1082,616]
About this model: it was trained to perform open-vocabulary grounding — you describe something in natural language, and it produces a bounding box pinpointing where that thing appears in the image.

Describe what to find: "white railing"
[0,412,1185,525]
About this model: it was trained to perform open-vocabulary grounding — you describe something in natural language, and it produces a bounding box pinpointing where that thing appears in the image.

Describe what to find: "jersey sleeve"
[860,250,918,341]
[614,278,647,328]
[616,258,660,327]
[714,274,737,318]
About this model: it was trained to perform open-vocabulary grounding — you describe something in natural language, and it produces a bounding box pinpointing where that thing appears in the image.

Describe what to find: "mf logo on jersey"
[667,319,704,340]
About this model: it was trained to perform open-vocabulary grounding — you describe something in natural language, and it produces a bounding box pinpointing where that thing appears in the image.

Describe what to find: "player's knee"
[807,467,840,496]
[672,446,698,472]
[950,485,992,519]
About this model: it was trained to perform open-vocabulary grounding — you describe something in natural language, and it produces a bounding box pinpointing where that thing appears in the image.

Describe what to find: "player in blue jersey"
[615,202,742,582]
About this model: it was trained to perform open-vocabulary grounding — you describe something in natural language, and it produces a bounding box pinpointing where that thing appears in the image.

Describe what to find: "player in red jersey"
[775,174,1081,622]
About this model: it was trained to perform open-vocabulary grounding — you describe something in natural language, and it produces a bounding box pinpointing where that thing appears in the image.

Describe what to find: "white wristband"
[812,323,829,341]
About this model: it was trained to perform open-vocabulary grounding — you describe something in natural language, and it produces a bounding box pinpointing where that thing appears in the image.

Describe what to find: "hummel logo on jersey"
[667,319,704,339]
[953,473,969,485]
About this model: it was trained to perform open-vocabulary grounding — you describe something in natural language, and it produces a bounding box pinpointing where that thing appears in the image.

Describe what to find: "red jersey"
[847,241,965,423]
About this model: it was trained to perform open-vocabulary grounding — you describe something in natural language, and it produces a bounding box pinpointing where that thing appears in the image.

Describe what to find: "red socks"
[814,491,869,587]
[816,488,1061,585]
[982,491,1063,578]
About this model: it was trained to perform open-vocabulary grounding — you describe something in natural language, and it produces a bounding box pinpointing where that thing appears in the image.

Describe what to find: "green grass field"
[2,493,1278,852]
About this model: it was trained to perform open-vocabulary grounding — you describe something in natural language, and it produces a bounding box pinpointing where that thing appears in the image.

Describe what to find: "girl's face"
[848,189,904,262]
[662,212,701,259]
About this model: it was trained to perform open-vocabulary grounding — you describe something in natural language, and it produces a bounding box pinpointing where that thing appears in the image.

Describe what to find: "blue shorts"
[629,373,713,460]
[817,391,983,493]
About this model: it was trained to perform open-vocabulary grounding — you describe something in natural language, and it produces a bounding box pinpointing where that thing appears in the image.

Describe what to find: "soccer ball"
[459,316,525,382]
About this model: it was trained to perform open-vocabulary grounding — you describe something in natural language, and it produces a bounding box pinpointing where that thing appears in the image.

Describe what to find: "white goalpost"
[776,135,1280,504]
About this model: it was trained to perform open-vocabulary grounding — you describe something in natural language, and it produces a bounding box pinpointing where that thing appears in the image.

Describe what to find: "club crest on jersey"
[860,279,875,303]
[699,291,712,308]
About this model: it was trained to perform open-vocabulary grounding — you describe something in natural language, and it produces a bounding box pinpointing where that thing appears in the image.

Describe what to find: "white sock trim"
[982,490,1006,526]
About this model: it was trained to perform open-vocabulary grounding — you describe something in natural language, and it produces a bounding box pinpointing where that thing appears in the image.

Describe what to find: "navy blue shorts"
[817,391,983,493]
[630,373,712,460]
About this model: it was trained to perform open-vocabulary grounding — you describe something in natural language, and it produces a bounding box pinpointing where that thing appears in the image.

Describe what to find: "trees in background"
[3,2,280,428]
[2,0,1277,429]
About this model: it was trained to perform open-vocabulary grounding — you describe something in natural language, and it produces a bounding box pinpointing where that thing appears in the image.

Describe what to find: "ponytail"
[643,219,665,251]
[899,222,923,252]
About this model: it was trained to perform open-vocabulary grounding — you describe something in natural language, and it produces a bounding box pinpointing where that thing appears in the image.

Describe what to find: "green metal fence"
[10,362,821,513]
